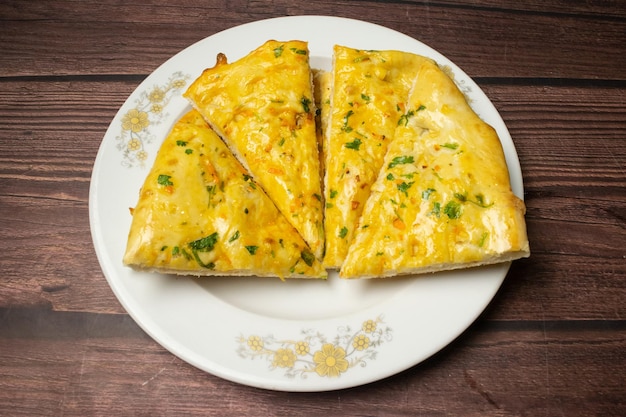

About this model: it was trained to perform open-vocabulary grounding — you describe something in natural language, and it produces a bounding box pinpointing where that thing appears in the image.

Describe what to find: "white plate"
[89,16,523,392]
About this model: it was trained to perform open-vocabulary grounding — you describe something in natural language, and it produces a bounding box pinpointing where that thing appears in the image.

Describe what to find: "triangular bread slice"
[123,110,327,279]
[184,40,325,260]
[340,60,529,278]
[323,46,431,268]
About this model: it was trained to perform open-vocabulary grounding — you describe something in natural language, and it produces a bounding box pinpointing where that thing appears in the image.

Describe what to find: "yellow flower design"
[272,348,296,368]
[121,109,149,133]
[127,138,141,151]
[151,103,163,113]
[313,343,349,377]
[148,87,165,103]
[295,341,309,356]
[362,319,377,333]
[172,79,187,89]
[247,335,264,351]
[136,151,148,161]
[352,334,370,351]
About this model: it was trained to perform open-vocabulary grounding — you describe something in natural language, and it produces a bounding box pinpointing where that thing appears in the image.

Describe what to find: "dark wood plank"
[0,308,624,416]
[0,1,624,79]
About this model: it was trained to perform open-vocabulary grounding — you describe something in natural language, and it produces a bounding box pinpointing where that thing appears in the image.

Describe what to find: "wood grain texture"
[1,1,625,79]
[0,309,624,416]
[0,0,625,415]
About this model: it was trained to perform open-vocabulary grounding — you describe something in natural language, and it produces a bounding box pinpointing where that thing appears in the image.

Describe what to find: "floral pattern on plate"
[115,71,190,168]
[236,316,392,379]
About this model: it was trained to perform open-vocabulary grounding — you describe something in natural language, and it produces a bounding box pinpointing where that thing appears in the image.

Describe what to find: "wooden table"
[1,1,624,415]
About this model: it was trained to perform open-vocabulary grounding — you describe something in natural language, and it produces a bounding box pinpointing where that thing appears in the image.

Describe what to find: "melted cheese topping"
[340,60,529,278]
[123,110,327,279]
[184,40,325,260]
[323,46,431,268]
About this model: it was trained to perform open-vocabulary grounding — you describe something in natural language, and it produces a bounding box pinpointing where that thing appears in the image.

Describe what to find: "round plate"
[89,16,523,392]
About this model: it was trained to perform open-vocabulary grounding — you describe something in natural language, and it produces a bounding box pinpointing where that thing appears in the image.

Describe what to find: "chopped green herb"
[330,189,338,199]
[290,47,307,55]
[339,227,348,239]
[342,110,354,132]
[185,148,193,155]
[160,245,168,251]
[417,104,426,111]
[361,93,370,101]
[228,230,240,243]
[326,202,334,208]
[443,201,462,219]
[273,45,284,57]
[386,173,395,181]
[313,193,322,201]
[157,174,173,186]
[278,137,285,146]
[301,96,312,113]
[388,155,414,169]
[243,174,256,189]
[397,110,415,127]
[189,233,219,252]
[181,248,193,261]
[472,193,493,208]
[397,181,415,196]
[176,140,188,147]
[345,138,362,150]
[441,142,459,150]
[172,246,180,256]
[478,232,489,247]
[245,245,259,255]
[454,192,467,202]
[301,249,315,267]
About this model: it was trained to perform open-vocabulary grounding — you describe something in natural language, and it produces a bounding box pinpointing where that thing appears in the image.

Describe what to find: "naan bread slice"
[123,110,327,279]
[323,46,431,268]
[340,60,529,278]
[184,40,325,260]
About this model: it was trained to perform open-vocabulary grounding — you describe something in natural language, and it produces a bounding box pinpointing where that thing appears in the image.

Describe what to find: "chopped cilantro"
[301,249,315,267]
[443,201,462,219]
[388,155,414,169]
[342,110,354,132]
[441,142,459,150]
[157,174,173,186]
[339,227,348,239]
[273,45,284,57]
[345,138,362,150]
[245,245,259,255]
[397,110,415,127]
[301,96,312,113]
[185,148,193,155]
[397,181,415,196]
[330,189,338,199]
[188,233,219,252]
[228,230,240,243]
[176,140,188,147]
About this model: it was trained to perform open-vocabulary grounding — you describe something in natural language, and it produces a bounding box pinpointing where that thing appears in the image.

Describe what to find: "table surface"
[1,1,625,415]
